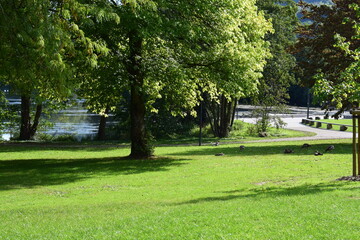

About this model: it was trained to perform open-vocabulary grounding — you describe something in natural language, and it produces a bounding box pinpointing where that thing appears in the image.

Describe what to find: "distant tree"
[256,0,298,106]
[0,1,117,140]
[313,3,360,111]
[75,1,127,141]
[294,0,359,117]
[0,91,10,136]
[249,0,298,132]
[78,54,125,140]
[204,0,298,138]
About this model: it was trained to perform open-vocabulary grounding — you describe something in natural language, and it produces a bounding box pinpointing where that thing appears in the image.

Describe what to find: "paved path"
[239,117,353,143]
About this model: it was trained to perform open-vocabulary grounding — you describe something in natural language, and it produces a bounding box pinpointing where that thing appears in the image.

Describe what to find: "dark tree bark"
[30,103,42,138]
[97,107,110,141]
[205,95,237,138]
[19,95,42,140]
[19,95,31,140]
[230,99,237,127]
[127,31,153,158]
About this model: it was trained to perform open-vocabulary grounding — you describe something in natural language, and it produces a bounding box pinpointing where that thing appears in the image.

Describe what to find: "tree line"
[0,0,359,158]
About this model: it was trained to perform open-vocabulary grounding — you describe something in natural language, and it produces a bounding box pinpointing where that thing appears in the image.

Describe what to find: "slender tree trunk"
[97,107,110,141]
[205,107,215,137]
[19,95,43,140]
[19,95,31,140]
[30,103,42,139]
[127,31,153,158]
[215,98,220,135]
[230,99,237,127]
[218,96,232,138]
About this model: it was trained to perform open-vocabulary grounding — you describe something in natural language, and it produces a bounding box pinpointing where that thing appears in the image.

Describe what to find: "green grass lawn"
[318,119,352,125]
[311,119,353,132]
[1,139,360,239]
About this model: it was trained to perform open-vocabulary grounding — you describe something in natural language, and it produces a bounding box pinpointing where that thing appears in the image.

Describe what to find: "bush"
[246,123,258,136]
[35,133,54,142]
[53,134,78,142]
[189,124,214,138]
[228,121,246,138]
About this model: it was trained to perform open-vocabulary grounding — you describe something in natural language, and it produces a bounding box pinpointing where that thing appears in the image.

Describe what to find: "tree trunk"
[205,95,237,138]
[127,31,153,158]
[30,103,42,139]
[97,107,109,141]
[230,99,237,127]
[19,95,43,140]
[19,95,31,140]
[218,96,232,138]
[130,84,152,158]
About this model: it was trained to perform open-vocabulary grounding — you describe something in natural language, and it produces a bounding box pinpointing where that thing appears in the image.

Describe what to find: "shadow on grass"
[175,181,360,205]
[0,156,188,191]
[168,143,352,157]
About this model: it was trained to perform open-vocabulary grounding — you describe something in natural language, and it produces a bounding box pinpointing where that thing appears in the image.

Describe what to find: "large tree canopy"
[0,0,115,96]
[0,0,118,139]
[88,0,272,157]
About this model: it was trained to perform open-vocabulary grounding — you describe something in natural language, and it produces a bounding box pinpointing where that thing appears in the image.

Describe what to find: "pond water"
[1,99,112,141]
[42,107,101,141]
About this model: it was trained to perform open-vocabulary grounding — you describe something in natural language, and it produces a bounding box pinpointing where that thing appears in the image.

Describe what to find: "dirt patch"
[337,176,360,181]
[347,196,360,200]
[253,181,268,186]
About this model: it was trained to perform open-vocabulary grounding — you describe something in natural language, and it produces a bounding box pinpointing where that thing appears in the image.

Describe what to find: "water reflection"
[2,133,11,141]
[46,104,101,140]
[1,99,113,141]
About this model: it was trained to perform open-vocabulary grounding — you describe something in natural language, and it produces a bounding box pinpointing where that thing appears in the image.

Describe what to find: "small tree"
[0,0,118,140]
[251,0,298,133]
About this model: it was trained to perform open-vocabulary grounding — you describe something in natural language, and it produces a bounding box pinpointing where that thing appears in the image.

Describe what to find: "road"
[238,105,353,142]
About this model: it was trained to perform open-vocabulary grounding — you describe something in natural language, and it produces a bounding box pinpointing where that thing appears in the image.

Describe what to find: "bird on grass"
[301,143,311,148]
[314,151,323,156]
[212,141,219,146]
[284,149,294,154]
[325,145,335,152]
[239,145,245,150]
[215,153,225,156]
